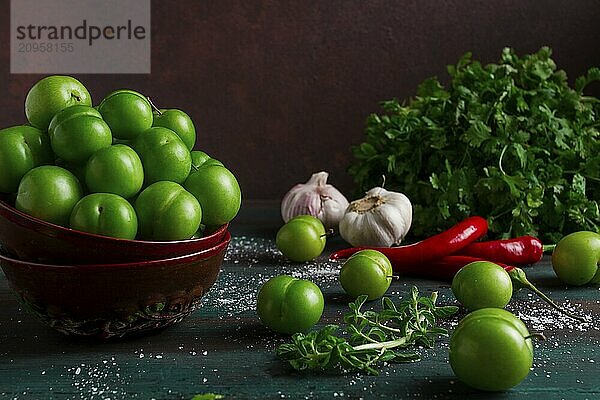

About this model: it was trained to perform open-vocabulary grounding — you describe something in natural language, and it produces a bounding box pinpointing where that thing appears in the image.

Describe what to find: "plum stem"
[147,97,162,115]
[320,229,335,238]
[525,333,546,341]
[508,267,586,322]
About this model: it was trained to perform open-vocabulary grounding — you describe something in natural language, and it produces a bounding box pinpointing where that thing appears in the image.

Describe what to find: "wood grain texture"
[1,0,600,201]
[1,216,599,399]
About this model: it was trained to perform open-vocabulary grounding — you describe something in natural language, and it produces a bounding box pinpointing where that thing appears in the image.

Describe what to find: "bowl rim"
[0,231,231,270]
[0,198,228,245]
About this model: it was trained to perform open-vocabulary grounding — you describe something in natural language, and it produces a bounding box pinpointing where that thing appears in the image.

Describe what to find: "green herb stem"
[353,336,410,351]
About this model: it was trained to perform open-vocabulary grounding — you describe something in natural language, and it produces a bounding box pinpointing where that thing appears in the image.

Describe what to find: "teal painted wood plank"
[1,230,599,399]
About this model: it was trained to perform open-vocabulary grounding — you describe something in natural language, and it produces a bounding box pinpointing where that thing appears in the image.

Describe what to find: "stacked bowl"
[0,198,231,339]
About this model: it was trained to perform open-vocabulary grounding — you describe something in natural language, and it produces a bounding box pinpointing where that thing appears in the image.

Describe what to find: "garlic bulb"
[281,171,349,230]
[339,187,412,247]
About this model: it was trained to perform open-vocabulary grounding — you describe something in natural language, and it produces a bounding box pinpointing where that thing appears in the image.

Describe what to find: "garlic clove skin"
[281,182,322,220]
[320,191,349,230]
[281,171,349,230]
[339,187,412,247]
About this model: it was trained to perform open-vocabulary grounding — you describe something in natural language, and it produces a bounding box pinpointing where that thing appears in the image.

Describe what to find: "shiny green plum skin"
[0,132,34,194]
[457,308,533,350]
[288,215,326,236]
[275,217,325,262]
[339,249,393,300]
[25,75,92,130]
[451,261,513,310]
[201,158,224,168]
[48,105,112,164]
[48,104,99,136]
[15,166,82,226]
[69,193,137,240]
[1,125,53,166]
[134,181,201,241]
[85,144,144,199]
[153,109,196,150]
[257,275,324,334]
[133,127,192,185]
[190,150,224,170]
[98,89,153,140]
[184,164,241,226]
[552,231,600,285]
[449,308,534,391]
[0,126,53,193]
[190,150,211,170]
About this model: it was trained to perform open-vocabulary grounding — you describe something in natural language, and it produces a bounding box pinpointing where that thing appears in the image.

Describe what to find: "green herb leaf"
[349,47,600,241]
[276,287,457,375]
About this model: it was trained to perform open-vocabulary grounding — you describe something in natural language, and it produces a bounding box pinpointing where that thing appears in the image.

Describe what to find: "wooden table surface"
[1,209,599,400]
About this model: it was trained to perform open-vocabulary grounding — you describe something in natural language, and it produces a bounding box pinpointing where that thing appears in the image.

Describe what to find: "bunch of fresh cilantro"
[350,47,600,242]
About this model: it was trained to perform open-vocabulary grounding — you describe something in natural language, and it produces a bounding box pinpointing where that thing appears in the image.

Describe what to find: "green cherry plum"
[48,105,112,164]
[190,150,211,170]
[450,308,536,391]
[288,215,326,236]
[48,104,99,136]
[257,275,324,334]
[25,75,92,130]
[85,144,144,199]
[0,125,53,193]
[15,166,82,226]
[275,216,325,262]
[451,261,513,311]
[190,150,224,171]
[0,130,34,194]
[339,249,393,300]
[183,164,241,226]
[552,231,600,285]
[1,125,53,166]
[69,193,137,240]
[134,181,201,240]
[97,89,153,140]
[200,158,224,168]
[153,109,196,150]
[133,127,192,185]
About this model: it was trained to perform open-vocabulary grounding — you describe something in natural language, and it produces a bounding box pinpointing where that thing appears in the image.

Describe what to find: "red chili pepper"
[329,216,488,271]
[398,255,511,281]
[456,236,545,265]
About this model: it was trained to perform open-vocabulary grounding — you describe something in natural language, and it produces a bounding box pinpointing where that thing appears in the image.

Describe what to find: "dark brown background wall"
[1,0,599,203]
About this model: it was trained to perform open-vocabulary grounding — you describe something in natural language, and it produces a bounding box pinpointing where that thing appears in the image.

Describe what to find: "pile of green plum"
[0,75,241,241]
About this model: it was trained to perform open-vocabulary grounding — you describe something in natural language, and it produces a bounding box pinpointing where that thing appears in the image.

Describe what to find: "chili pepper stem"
[542,244,556,253]
[508,267,586,322]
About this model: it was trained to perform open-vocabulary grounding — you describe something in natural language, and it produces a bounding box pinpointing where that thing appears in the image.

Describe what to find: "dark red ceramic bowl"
[0,199,228,264]
[0,231,230,339]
